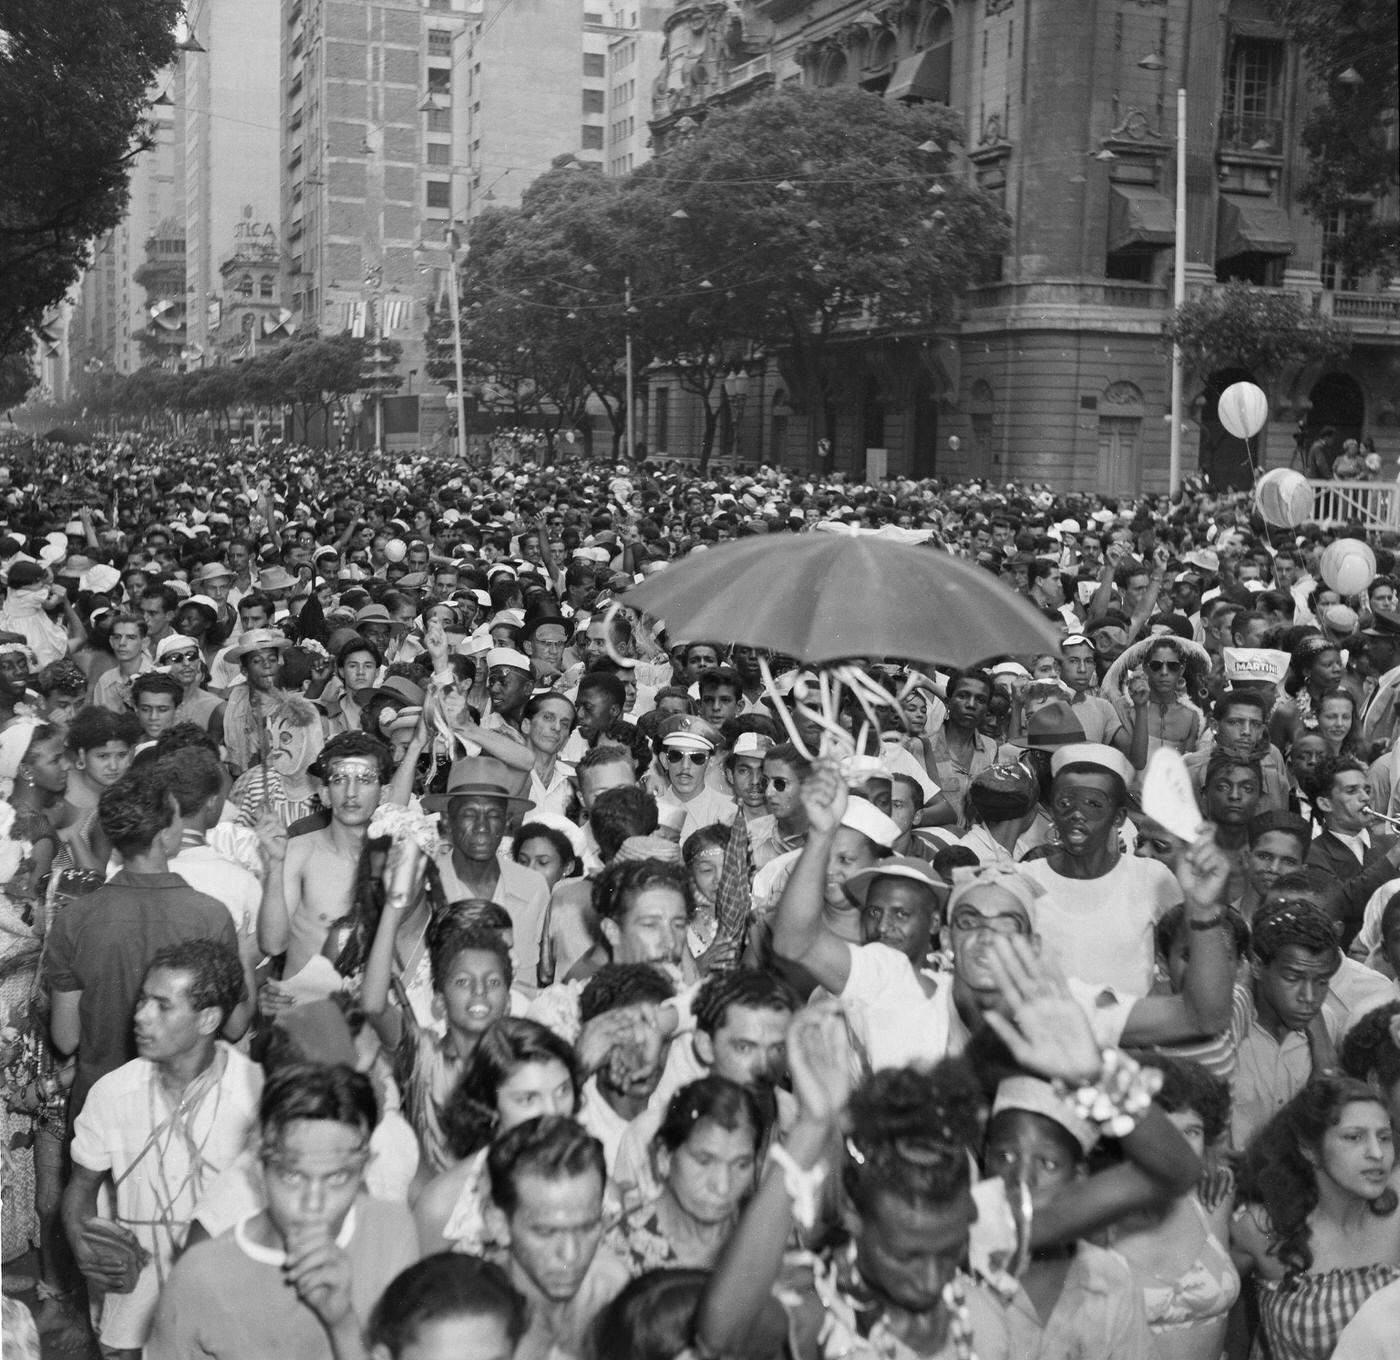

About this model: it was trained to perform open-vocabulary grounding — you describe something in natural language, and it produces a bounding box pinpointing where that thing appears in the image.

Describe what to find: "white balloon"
[1320,537,1376,596]
[1254,467,1314,527]
[1218,381,1269,439]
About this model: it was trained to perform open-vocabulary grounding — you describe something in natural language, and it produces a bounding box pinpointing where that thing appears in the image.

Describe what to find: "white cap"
[486,647,532,673]
[731,732,775,759]
[1050,741,1135,787]
[840,796,901,850]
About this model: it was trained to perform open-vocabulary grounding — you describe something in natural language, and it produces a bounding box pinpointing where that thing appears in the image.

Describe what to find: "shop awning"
[1108,186,1176,253]
[1217,195,1295,259]
[885,48,949,103]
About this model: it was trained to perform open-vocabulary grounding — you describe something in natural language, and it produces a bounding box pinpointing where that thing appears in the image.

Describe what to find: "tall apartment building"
[452,0,634,221]
[643,0,1399,490]
[179,0,283,363]
[69,93,181,378]
[603,2,668,176]
[283,0,475,444]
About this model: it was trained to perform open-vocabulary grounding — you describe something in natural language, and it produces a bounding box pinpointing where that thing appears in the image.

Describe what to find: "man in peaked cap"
[651,713,736,844]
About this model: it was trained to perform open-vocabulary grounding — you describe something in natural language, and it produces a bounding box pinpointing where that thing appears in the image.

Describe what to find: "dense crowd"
[1,432,1399,1360]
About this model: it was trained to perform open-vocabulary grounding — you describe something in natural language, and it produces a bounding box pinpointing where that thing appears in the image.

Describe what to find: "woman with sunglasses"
[1103,636,1210,769]
[160,633,226,738]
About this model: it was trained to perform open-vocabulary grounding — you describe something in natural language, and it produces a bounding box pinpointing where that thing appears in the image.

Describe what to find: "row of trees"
[427,87,1009,468]
[72,334,399,437]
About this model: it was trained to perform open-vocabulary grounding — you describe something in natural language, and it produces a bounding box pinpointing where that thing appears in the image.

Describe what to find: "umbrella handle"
[758,654,816,763]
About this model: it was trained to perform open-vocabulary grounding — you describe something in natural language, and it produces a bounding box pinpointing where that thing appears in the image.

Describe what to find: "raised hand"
[254,808,288,864]
[787,1002,852,1128]
[980,935,1103,1085]
[1176,834,1230,909]
[799,760,848,836]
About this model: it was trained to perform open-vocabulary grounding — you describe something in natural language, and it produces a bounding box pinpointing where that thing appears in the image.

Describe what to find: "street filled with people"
[2,431,1400,1359]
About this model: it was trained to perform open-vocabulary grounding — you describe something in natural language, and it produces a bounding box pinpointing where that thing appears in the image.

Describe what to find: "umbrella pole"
[759,654,816,762]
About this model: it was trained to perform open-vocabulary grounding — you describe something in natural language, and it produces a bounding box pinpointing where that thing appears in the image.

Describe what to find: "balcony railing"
[967,279,1168,310]
[716,52,772,93]
[1188,282,1400,337]
[1306,480,1400,531]
[1218,112,1283,154]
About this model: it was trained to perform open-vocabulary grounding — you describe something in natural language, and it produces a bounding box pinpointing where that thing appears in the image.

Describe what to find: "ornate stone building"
[641,0,1399,490]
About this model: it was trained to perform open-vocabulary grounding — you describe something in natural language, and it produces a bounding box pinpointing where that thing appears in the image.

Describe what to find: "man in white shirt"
[1020,742,1182,995]
[650,713,736,844]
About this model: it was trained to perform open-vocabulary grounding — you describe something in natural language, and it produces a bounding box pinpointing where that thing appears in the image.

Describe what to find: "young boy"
[367,1254,526,1360]
[362,912,513,1173]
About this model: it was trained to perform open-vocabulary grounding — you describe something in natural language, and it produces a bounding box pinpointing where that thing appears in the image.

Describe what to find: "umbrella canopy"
[42,428,84,445]
[624,532,1062,667]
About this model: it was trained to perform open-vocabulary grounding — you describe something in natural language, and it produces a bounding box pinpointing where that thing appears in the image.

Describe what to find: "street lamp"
[723,368,750,463]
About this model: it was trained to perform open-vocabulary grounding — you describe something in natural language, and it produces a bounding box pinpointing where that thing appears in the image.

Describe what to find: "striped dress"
[1257,1264,1400,1360]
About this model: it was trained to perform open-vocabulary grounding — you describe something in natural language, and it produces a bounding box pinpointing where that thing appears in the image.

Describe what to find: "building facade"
[180,0,283,365]
[643,0,1399,489]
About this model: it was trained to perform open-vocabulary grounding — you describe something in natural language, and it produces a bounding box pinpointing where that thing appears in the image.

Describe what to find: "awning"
[885,48,949,103]
[1217,195,1295,259]
[1108,186,1176,253]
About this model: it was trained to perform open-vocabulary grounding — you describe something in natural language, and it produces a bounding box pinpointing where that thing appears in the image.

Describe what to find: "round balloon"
[1218,382,1269,439]
[1320,537,1376,596]
[1254,467,1314,527]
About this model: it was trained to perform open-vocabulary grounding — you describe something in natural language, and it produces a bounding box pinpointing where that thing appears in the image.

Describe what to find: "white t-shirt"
[1021,854,1183,996]
[840,941,955,1070]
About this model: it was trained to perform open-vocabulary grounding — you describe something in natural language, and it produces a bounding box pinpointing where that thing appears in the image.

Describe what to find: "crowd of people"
[1,431,1400,1359]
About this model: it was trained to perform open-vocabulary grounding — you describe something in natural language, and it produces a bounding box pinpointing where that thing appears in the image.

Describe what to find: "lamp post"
[723,367,750,463]
[1168,86,1186,498]
[444,226,468,466]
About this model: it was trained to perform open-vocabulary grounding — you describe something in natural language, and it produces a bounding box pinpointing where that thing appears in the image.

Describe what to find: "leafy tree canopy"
[1165,281,1353,377]
[1270,0,1399,281]
[0,1,182,358]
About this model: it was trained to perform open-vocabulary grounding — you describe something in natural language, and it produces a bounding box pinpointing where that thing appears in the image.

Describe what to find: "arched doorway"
[1198,367,1257,491]
[1305,372,1365,450]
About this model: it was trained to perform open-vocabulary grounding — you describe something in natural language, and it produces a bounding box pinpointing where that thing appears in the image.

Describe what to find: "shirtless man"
[257,733,391,990]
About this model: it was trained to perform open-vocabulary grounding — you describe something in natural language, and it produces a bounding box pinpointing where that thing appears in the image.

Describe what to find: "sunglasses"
[664,750,708,767]
[164,650,200,663]
[1146,659,1182,673]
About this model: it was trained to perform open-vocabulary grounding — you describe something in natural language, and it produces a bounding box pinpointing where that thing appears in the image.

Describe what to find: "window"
[583,88,605,113]
[585,11,603,22]
[1221,37,1282,148]
[1321,206,1367,292]
[581,125,604,150]
[427,67,451,93]
[427,29,452,55]
[259,275,274,298]
[426,180,451,209]
[427,141,451,164]
[1105,250,1155,283]
[237,275,253,298]
[583,52,605,78]
[428,109,451,133]
[655,386,670,450]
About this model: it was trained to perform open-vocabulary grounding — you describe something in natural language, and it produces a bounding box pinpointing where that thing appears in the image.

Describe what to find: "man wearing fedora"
[221,627,292,776]
[425,756,550,996]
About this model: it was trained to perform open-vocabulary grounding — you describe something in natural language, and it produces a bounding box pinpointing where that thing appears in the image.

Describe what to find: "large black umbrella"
[624,531,1061,666]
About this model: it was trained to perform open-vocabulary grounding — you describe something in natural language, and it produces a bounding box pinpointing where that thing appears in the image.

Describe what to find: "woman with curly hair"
[1231,1075,1400,1360]
[1270,634,1360,751]
[413,1017,580,1255]
[1103,1056,1240,1360]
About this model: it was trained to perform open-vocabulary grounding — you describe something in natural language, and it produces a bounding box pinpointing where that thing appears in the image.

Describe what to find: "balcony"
[1306,481,1400,531]
[1218,112,1283,156]
[715,52,773,95]
[1187,281,1400,338]
[967,279,1168,311]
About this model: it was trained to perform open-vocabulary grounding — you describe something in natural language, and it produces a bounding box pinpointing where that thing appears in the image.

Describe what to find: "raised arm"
[1120,835,1234,1044]
[770,763,854,993]
[694,1006,849,1358]
[359,881,409,1051]
[256,812,294,955]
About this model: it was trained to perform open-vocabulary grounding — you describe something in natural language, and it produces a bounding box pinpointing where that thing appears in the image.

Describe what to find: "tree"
[630,88,1008,467]
[0,353,37,410]
[1164,281,1353,378]
[1270,0,1399,281]
[0,1,182,358]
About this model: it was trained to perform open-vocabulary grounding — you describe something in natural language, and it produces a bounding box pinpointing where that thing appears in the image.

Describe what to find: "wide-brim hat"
[1011,699,1086,750]
[842,856,948,909]
[194,561,235,584]
[258,566,299,593]
[225,627,293,663]
[422,756,536,812]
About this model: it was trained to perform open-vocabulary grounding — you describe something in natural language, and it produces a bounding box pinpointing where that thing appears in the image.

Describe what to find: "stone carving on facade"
[1102,380,1145,408]
[979,113,1005,146]
[1109,108,1160,142]
[653,1,760,119]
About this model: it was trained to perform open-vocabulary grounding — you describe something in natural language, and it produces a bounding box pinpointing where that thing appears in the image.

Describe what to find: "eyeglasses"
[950,911,1027,937]
[664,750,708,767]
[1146,659,1183,674]
[164,650,199,663]
[326,771,382,788]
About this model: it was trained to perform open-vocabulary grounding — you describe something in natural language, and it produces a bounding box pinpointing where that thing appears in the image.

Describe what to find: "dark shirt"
[45,869,238,1119]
